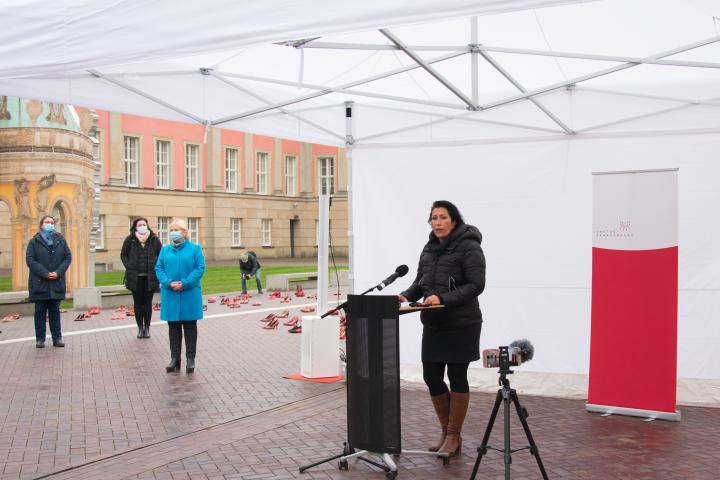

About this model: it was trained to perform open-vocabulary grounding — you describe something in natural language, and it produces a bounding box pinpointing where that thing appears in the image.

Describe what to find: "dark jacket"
[239,253,261,275]
[401,224,485,330]
[120,232,162,291]
[26,231,72,301]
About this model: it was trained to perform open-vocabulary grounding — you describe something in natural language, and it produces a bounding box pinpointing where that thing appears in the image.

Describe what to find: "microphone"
[376,265,409,291]
[509,339,534,363]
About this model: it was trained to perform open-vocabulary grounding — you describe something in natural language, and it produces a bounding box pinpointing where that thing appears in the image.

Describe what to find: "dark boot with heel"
[166,323,182,373]
[186,356,195,373]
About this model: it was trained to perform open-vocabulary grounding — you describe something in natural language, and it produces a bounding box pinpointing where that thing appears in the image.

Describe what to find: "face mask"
[169,231,183,243]
[42,223,55,233]
[136,226,148,235]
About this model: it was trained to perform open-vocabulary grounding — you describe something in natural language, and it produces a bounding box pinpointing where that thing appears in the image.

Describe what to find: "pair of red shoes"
[153,303,161,311]
[88,306,101,315]
[294,285,305,297]
[299,306,315,313]
[207,297,217,303]
[267,291,282,299]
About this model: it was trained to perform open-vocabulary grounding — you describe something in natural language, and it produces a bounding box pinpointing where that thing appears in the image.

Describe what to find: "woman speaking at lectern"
[399,200,486,458]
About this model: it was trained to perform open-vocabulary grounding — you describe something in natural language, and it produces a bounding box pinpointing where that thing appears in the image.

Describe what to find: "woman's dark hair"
[38,215,54,227]
[131,217,152,233]
[427,200,464,226]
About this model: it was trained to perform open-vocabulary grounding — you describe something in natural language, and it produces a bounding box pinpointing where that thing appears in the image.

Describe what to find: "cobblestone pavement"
[1,290,719,480]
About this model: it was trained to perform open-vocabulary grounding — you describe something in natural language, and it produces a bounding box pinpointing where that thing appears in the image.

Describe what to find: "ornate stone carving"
[76,106,92,135]
[46,103,67,124]
[0,96,10,120]
[35,174,56,217]
[26,100,43,127]
[14,178,32,254]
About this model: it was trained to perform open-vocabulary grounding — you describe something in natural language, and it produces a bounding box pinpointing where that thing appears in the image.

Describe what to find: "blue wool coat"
[155,240,206,321]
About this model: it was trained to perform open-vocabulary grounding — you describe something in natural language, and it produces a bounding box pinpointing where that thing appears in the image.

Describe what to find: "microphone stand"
[320,283,379,318]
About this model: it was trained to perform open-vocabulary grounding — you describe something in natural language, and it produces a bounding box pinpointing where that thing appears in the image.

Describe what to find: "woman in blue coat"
[26,215,72,348]
[155,219,205,373]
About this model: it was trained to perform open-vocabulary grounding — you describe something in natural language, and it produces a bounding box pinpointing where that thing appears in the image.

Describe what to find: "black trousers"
[131,276,154,328]
[168,321,197,359]
[423,362,470,396]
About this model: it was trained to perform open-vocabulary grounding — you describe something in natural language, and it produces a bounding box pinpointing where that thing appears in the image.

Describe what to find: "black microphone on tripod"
[375,264,409,291]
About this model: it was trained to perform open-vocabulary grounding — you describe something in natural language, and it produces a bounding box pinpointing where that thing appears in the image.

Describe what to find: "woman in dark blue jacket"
[26,215,72,348]
[399,200,486,457]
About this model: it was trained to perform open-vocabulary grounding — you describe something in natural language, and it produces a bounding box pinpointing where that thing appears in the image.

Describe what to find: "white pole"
[317,195,330,315]
[345,101,355,294]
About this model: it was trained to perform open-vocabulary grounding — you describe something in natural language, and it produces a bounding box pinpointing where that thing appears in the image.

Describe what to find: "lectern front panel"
[346,295,401,454]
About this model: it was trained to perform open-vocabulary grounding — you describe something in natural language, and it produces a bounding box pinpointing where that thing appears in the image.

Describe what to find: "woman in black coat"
[399,200,486,457]
[26,215,72,348]
[121,217,162,339]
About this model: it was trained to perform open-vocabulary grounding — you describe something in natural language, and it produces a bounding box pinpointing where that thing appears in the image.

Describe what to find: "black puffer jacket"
[401,224,485,330]
[120,233,162,291]
[26,232,72,301]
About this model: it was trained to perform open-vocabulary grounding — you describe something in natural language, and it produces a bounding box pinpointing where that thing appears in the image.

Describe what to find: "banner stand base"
[586,403,681,422]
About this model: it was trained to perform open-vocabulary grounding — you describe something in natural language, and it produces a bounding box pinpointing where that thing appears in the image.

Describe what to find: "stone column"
[299,142,314,198]
[273,138,283,195]
[107,112,125,186]
[243,133,254,193]
[204,126,223,192]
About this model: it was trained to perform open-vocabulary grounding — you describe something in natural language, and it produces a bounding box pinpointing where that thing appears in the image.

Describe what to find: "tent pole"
[87,69,206,125]
[471,16,478,106]
[380,29,477,110]
[212,51,467,124]
[345,101,355,294]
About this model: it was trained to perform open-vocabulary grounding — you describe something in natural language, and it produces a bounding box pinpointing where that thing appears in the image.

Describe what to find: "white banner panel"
[592,169,678,250]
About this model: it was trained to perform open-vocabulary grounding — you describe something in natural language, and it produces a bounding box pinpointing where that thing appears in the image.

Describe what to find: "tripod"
[469,369,549,480]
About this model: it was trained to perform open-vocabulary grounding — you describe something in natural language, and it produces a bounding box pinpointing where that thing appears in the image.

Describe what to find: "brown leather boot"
[428,392,450,452]
[439,392,470,456]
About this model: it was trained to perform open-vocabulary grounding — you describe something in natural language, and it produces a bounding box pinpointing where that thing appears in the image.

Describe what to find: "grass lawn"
[2,265,348,309]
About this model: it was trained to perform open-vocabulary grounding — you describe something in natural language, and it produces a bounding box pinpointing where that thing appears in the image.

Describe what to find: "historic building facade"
[0,96,348,291]
[93,111,348,271]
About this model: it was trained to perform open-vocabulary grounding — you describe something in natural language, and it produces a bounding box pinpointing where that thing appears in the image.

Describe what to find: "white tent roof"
[3,0,720,146]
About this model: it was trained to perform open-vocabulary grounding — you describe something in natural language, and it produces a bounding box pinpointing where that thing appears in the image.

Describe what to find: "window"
[230,218,242,247]
[185,144,200,191]
[95,215,105,250]
[261,219,272,246]
[187,217,199,243]
[318,156,335,195]
[285,155,297,196]
[157,216,170,244]
[123,136,139,187]
[256,151,269,194]
[225,148,238,192]
[155,139,171,188]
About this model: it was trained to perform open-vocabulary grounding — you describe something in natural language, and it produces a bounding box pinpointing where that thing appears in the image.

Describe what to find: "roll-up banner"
[587,169,680,421]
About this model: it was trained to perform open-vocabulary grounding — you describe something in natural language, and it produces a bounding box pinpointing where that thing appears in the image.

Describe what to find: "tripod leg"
[469,389,503,480]
[298,451,345,473]
[509,391,549,480]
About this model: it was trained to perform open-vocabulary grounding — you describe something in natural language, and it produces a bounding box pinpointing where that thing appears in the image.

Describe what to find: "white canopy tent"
[2,0,719,404]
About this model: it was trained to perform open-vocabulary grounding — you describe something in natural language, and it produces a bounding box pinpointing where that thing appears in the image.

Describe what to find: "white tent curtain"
[352,132,720,405]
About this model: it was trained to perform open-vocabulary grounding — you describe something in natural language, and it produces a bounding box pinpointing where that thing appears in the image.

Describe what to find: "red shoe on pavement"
[283,316,299,326]
[288,325,302,333]
[207,297,217,303]
[126,308,135,317]
[300,306,316,313]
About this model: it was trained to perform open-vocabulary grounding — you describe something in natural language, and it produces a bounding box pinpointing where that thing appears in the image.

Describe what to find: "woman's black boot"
[186,356,195,373]
[143,324,151,338]
[137,327,144,338]
[166,357,181,373]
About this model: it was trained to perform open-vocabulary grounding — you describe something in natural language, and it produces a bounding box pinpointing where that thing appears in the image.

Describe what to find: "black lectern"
[346,294,401,455]
[299,295,447,479]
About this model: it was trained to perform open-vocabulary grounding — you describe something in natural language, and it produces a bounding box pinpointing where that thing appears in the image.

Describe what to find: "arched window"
[52,202,67,234]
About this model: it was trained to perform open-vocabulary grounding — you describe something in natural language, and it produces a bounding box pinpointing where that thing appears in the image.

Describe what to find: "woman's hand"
[424,294,441,305]
[398,294,408,303]
[170,281,183,291]
[47,272,58,280]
